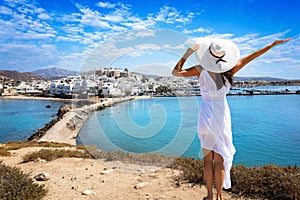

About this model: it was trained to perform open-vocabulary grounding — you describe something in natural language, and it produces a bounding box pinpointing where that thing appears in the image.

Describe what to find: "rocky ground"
[0,146,245,200]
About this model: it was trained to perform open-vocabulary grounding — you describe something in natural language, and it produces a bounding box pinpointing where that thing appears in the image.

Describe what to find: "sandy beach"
[0,95,74,101]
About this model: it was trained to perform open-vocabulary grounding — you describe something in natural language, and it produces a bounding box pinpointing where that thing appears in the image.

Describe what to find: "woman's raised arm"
[172,44,202,77]
[231,38,291,75]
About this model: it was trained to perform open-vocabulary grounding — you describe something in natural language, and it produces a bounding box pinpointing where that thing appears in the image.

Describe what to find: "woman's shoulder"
[195,65,204,78]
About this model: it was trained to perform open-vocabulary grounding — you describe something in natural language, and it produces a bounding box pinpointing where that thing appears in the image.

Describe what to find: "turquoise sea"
[0,94,299,167]
[77,94,300,167]
[0,99,63,142]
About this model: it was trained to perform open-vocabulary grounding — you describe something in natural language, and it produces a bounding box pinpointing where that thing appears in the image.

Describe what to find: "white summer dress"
[197,70,236,189]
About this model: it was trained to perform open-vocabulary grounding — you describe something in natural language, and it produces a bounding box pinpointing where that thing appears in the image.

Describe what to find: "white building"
[50,81,73,95]
[102,82,123,97]
[16,82,40,94]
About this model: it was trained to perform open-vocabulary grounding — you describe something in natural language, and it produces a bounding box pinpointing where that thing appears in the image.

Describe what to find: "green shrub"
[0,161,47,200]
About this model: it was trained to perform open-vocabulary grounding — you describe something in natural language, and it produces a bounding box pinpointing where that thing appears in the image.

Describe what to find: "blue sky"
[0,0,300,79]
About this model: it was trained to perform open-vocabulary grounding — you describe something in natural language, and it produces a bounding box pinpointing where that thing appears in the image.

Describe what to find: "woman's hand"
[183,44,200,59]
[272,38,291,46]
[231,38,291,75]
[172,43,202,77]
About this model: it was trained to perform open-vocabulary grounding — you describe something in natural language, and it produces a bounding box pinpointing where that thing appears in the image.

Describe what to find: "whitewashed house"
[102,82,122,97]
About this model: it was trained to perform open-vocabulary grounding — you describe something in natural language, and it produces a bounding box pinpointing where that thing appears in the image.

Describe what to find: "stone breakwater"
[36,97,134,145]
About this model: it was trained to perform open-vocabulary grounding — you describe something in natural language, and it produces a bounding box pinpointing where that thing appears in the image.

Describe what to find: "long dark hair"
[221,70,234,86]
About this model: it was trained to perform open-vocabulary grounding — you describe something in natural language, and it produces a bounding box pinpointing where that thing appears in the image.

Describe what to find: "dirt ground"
[1,147,245,200]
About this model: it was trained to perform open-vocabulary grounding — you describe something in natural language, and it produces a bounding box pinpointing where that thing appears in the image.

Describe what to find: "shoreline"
[0,90,298,102]
[0,95,80,102]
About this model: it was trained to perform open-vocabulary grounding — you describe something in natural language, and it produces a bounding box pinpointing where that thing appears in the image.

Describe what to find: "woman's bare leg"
[214,152,225,200]
[202,148,213,200]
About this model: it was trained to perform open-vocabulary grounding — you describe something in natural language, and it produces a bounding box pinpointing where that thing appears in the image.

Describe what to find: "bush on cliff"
[0,161,47,200]
[170,158,299,200]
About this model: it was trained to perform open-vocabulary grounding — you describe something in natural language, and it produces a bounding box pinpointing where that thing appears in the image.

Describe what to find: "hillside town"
[0,68,197,98]
[0,67,299,98]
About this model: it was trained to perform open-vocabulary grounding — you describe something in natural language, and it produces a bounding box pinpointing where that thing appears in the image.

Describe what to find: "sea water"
[77,95,300,167]
[0,99,64,143]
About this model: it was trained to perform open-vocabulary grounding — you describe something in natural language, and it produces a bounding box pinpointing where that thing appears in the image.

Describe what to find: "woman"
[172,37,290,200]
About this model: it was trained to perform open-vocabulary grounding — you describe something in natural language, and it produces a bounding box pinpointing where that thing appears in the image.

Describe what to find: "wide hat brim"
[195,38,240,73]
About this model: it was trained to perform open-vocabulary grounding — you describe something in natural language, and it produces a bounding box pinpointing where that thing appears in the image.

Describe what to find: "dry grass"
[20,145,175,167]
[169,157,205,185]
[22,148,92,163]
[0,141,77,157]
[169,158,300,200]
[0,148,11,157]
[88,149,176,167]
[231,164,299,199]
[1,141,76,151]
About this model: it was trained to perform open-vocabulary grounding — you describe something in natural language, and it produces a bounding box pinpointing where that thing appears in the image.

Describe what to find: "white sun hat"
[195,37,240,73]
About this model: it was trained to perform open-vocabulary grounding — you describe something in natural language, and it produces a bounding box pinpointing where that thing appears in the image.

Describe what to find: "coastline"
[0,95,78,102]
[36,96,135,145]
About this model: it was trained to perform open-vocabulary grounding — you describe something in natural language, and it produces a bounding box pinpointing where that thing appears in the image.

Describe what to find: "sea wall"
[30,97,134,145]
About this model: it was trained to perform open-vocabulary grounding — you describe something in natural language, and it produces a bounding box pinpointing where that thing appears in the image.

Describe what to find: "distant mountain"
[32,67,78,78]
[0,70,46,81]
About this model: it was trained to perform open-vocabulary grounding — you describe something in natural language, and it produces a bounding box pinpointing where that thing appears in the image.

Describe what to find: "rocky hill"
[32,67,78,79]
[0,70,46,81]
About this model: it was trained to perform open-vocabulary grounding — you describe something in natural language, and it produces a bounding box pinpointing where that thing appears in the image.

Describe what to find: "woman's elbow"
[172,70,180,77]
[171,70,177,76]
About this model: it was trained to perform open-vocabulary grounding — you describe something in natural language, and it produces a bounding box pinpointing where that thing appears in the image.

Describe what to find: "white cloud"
[1,0,298,79]
[96,2,116,9]
[135,44,162,51]
[162,43,186,50]
[132,64,172,76]
[56,36,79,42]
[103,14,124,23]
[183,27,211,34]
[0,6,12,15]
[0,43,59,71]
[122,16,154,30]
[155,6,193,24]
[34,7,44,13]
[206,33,235,39]
[38,13,52,20]
[60,13,81,23]
[135,29,156,37]
[78,7,111,29]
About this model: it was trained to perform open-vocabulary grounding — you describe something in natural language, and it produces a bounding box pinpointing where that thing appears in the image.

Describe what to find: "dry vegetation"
[1,141,299,200]
[0,161,48,200]
[170,157,300,200]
